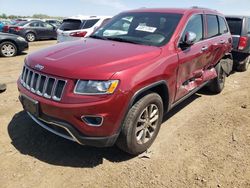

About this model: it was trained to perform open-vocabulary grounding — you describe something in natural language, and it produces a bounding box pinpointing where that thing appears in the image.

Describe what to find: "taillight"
[69,31,87,37]
[13,27,24,32]
[3,25,9,32]
[238,36,248,50]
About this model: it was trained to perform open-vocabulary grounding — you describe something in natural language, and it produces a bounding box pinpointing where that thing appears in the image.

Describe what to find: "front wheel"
[116,93,163,155]
[207,62,226,94]
[0,42,17,57]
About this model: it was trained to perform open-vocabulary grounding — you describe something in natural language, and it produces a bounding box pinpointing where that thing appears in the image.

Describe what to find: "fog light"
[81,115,103,127]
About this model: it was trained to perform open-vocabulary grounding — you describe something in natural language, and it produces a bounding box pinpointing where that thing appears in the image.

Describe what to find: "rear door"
[175,14,211,101]
[40,22,56,38]
[205,15,230,67]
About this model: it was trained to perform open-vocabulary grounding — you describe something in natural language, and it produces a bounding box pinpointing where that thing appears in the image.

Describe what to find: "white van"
[57,15,111,43]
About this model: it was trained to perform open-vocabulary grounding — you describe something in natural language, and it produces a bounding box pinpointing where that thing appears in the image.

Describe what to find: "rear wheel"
[207,62,226,94]
[116,93,163,155]
[237,55,250,72]
[25,32,36,42]
[0,41,17,57]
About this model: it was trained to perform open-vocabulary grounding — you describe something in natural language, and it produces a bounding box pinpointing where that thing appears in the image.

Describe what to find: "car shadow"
[8,111,133,168]
[163,93,201,122]
[8,93,201,168]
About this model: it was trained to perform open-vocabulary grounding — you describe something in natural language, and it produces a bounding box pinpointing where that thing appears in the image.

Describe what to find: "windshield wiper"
[89,35,108,40]
[106,37,142,45]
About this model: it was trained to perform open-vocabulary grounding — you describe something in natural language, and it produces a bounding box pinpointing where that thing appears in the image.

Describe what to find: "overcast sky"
[0,0,249,17]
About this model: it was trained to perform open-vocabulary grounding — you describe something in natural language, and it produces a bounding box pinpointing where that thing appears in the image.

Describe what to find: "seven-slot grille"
[20,66,66,101]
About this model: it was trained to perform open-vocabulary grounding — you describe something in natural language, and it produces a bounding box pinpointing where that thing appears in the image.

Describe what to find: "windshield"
[91,12,182,47]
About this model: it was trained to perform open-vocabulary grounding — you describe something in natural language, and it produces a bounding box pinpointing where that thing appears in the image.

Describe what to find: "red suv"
[18,7,233,155]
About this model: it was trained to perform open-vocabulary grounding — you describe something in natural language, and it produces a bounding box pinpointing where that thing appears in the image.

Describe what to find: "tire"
[207,62,226,94]
[116,93,164,155]
[237,55,250,72]
[25,32,36,42]
[0,41,17,57]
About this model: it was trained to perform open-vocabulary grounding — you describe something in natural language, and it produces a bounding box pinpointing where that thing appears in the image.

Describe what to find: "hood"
[26,38,162,80]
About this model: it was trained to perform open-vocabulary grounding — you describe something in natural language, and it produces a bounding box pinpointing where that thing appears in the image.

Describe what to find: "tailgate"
[232,35,240,50]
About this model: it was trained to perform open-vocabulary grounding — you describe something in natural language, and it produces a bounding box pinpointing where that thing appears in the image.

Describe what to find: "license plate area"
[20,95,39,117]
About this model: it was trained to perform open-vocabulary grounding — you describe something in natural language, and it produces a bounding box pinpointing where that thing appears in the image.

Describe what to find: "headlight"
[74,80,119,95]
[17,36,26,41]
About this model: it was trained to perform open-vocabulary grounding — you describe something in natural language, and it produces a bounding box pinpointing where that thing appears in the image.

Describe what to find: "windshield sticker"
[135,25,157,33]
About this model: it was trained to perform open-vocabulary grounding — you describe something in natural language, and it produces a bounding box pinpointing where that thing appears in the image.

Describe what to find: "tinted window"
[93,12,182,47]
[248,18,250,34]
[82,19,99,29]
[59,19,83,31]
[182,14,203,42]
[218,17,228,34]
[41,22,53,28]
[16,21,29,26]
[226,18,242,35]
[207,15,219,38]
[29,22,40,27]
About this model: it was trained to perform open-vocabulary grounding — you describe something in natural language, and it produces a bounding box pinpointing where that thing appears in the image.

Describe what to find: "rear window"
[82,19,99,29]
[59,19,83,31]
[16,21,29,26]
[226,18,242,35]
[207,15,219,38]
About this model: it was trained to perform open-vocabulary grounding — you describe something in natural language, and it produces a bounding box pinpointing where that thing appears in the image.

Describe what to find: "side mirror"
[182,31,197,47]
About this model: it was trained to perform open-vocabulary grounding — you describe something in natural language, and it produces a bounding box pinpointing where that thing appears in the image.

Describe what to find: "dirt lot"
[0,40,249,188]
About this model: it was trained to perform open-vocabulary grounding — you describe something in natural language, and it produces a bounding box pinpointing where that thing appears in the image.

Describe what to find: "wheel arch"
[129,80,170,113]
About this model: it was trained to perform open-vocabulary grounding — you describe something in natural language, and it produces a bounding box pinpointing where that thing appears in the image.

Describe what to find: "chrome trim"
[20,65,66,101]
[81,115,104,127]
[27,112,83,145]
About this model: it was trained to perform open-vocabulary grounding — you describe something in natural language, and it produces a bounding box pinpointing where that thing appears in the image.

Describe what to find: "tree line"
[0,13,64,19]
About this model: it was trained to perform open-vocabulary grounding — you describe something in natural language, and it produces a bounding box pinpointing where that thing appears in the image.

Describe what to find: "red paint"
[18,7,232,139]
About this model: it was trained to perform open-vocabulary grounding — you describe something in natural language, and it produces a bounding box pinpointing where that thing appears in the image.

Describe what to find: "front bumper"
[27,112,119,147]
[18,78,130,146]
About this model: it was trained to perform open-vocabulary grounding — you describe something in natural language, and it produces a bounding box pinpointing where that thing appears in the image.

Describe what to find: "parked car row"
[18,7,247,155]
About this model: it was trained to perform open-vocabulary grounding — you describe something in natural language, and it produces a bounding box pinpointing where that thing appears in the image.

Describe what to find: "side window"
[82,19,99,29]
[248,18,250,34]
[207,15,219,38]
[182,14,203,43]
[29,22,40,27]
[218,17,228,34]
[42,22,53,29]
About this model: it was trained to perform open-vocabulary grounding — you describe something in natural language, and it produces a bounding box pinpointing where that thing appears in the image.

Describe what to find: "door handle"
[201,46,208,52]
[219,40,226,44]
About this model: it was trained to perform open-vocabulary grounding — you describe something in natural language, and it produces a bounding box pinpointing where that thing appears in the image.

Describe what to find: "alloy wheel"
[135,104,160,145]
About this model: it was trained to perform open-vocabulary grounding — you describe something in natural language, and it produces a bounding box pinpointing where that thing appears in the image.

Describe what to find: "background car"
[226,15,250,71]
[0,20,12,32]
[8,20,57,42]
[0,33,28,57]
[57,15,111,43]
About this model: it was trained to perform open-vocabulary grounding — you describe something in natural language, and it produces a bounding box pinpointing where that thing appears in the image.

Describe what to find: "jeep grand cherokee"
[18,7,233,155]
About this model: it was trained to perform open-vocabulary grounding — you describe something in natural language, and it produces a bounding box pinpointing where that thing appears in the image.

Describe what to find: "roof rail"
[191,6,217,12]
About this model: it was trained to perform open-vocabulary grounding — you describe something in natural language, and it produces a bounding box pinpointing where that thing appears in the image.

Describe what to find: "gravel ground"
[0,40,249,188]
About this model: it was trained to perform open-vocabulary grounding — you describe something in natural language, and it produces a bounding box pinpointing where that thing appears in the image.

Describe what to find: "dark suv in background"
[226,16,250,71]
